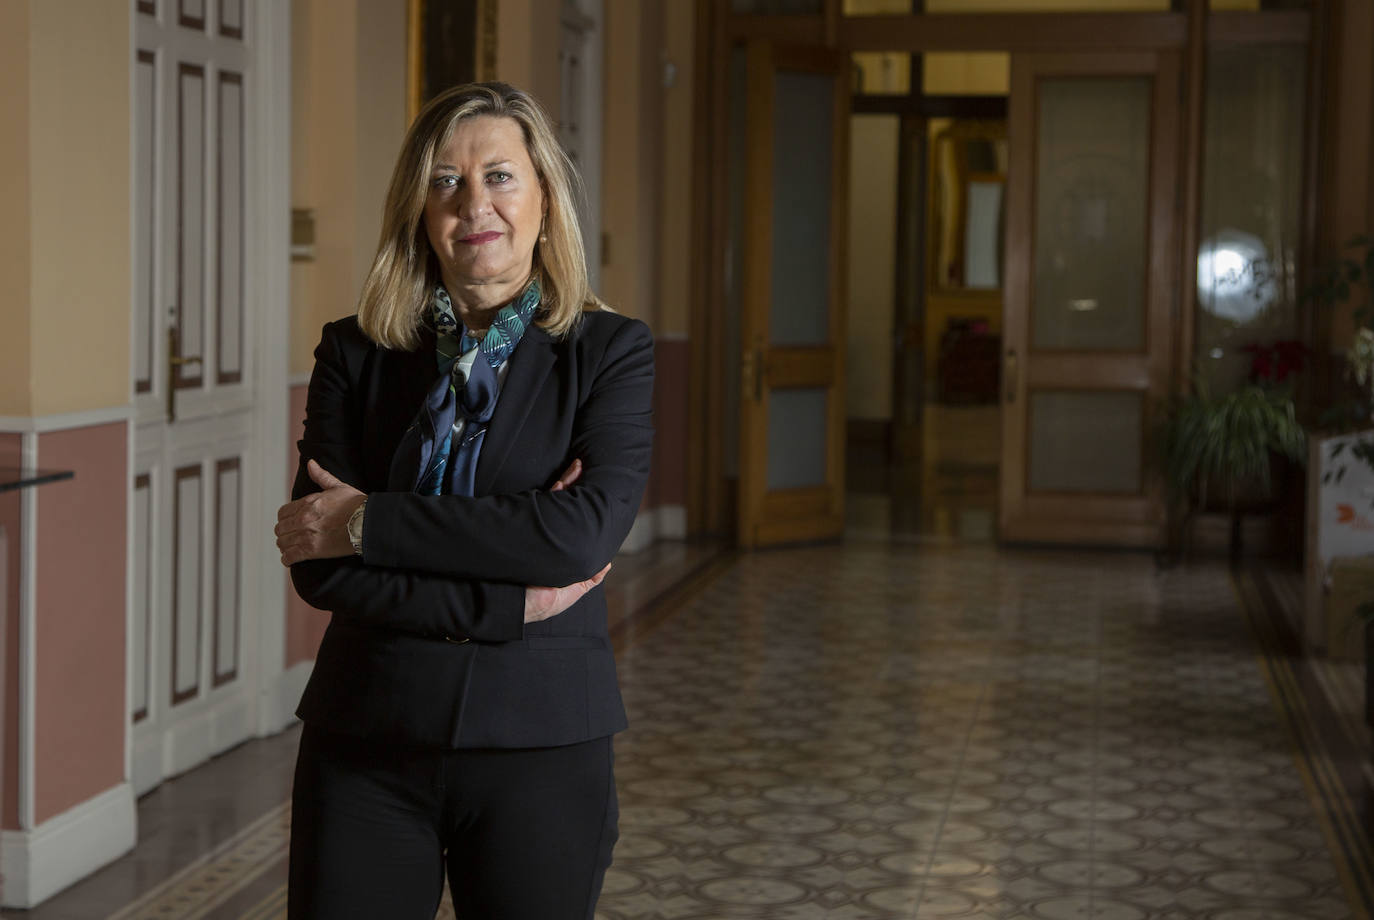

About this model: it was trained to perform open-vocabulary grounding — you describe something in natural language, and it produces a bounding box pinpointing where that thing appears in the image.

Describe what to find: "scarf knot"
[388,282,540,496]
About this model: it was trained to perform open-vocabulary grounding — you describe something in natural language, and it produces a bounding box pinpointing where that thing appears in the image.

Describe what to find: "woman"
[273,82,652,920]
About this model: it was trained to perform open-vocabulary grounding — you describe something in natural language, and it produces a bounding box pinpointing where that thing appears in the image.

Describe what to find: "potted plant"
[1161,350,1307,560]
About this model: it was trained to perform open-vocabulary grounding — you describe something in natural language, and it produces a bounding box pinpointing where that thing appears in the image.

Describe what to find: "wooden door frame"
[736,41,849,548]
[688,0,1319,544]
[243,1,290,738]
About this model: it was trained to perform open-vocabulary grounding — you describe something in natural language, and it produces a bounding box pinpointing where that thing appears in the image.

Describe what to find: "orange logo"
[1337,504,1374,530]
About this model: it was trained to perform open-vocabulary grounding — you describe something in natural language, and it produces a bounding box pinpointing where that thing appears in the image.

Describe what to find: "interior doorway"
[844,53,1008,543]
[695,3,1318,552]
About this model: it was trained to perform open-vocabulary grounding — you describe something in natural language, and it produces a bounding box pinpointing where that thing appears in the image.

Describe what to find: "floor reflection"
[847,403,999,543]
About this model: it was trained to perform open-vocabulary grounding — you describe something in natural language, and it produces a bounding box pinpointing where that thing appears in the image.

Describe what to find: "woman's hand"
[276,460,366,566]
[524,457,606,623]
[524,562,612,623]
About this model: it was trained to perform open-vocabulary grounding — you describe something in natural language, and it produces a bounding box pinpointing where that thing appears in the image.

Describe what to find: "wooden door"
[999,52,1179,547]
[737,42,849,548]
[131,0,259,795]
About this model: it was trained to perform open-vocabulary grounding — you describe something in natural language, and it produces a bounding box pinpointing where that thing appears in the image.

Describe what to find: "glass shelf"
[0,468,75,493]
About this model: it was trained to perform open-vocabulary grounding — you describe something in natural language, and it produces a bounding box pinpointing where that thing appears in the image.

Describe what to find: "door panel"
[217,73,245,384]
[134,51,159,395]
[1000,52,1178,547]
[213,458,241,686]
[737,42,848,548]
[131,474,153,723]
[1030,78,1150,352]
[177,62,208,388]
[171,464,203,705]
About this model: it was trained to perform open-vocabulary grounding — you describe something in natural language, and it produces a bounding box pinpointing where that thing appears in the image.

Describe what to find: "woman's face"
[423,115,545,301]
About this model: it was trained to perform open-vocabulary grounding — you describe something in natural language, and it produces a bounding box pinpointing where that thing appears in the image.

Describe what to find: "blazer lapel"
[393,326,439,411]
[381,328,444,490]
[474,326,556,496]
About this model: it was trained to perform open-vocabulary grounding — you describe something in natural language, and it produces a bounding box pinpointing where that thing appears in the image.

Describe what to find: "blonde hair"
[357,82,596,349]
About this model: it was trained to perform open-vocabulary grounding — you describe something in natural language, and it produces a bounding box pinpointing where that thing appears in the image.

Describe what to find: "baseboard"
[1,781,136,908]
[658,505,686,540]
[620,510,657,554]
[619,505,687,554]
[259,660,313,736]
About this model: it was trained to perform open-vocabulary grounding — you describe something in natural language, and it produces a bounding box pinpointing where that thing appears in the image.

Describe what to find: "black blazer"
[290,310,654,749]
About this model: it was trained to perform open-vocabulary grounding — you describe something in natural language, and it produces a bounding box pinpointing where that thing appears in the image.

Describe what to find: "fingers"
[551,458,583,492]
[307,459,342,489]
[523,562,613,623]
[274,498,314,537]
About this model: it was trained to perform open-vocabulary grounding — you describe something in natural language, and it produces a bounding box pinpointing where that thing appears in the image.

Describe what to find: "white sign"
[1305,430,1374,649]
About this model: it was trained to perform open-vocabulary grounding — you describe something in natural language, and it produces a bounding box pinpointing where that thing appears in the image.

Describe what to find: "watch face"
[348,505,365,548]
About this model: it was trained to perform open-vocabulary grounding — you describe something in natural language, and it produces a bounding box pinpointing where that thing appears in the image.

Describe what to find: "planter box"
[1305,430,1374,653]
[1327,556,1374,659]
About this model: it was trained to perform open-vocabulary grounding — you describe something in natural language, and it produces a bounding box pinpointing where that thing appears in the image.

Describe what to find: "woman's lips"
[460,231,502,245]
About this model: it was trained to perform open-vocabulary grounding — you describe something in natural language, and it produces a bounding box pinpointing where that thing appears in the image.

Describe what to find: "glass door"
[736,41,850,547]
[1000,52,1180,546]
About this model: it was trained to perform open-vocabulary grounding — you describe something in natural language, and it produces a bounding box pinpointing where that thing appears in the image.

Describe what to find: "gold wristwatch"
[346,499,367,555]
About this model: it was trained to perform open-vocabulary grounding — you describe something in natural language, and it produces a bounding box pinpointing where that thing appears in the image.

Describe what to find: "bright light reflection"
[1197,229,1274,324]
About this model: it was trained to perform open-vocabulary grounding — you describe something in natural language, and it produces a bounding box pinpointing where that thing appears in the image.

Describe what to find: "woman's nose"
[458,183,490,219]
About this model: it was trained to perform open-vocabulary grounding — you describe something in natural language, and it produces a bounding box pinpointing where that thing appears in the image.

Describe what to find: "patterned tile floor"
[16,541,1371,919]
[598,543,1361,920]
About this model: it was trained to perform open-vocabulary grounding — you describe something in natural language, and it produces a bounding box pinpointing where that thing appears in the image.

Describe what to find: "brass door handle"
[167,325,202,423]
[1005,349,1018,404]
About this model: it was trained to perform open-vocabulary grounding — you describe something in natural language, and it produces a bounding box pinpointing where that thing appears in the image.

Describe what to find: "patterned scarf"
[414,281,541,495]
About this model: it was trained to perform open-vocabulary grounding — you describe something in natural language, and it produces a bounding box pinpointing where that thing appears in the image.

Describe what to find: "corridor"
[22,542,1370,919]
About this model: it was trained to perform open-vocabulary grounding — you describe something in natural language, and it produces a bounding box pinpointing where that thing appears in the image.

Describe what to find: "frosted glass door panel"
[768,388,829,489]
[1194,43,1306,392]
[1028,391,1142,493]
[1032,78,1150,351]
[770,72,833,346]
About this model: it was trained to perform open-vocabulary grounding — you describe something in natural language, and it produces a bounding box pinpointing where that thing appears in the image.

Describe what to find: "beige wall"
[0,0,130,417]
[355,0,409,295]
[289,0,408,375]
[656,0,693,338]
[847,116,899,421]
[496,0,562,120]
[0,2,32,416]
[600,0,663,324]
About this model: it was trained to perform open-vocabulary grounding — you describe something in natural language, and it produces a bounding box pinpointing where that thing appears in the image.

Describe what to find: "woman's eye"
[433,175,458,189]
[488,171,512,184]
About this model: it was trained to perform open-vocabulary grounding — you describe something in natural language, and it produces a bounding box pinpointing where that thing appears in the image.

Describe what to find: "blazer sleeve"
[360,317,655,587]
[288,321,525,643]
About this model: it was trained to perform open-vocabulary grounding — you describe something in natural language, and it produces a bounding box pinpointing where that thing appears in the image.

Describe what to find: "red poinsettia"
[1241,340,1308,385]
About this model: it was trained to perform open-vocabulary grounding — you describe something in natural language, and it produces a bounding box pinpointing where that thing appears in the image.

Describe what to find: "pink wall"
[286,383,328,667]
[33,423,126,824]
[650,339,688,509]
[0,433,22,830]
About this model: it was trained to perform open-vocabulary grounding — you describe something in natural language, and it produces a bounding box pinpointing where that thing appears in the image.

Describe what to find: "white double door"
[130,0,268,795]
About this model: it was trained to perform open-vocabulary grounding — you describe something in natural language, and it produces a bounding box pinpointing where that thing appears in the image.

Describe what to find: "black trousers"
[288,724,618,920]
